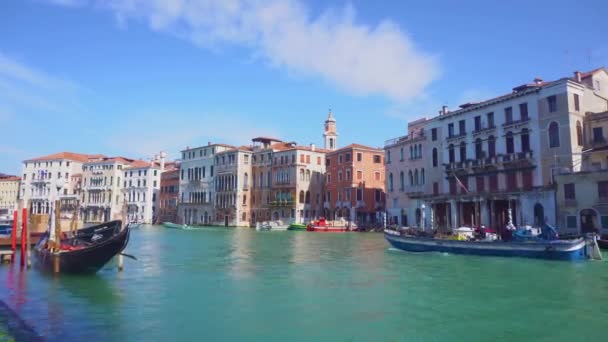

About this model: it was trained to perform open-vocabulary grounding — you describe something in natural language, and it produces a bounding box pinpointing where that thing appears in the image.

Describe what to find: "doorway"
[224,215,229,227]
[534,203,544,226]
[580,209,598,233]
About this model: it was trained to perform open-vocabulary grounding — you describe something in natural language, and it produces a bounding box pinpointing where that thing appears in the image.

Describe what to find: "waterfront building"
[214,147,253,226]
[555,110,608,236]
[157,165,179,224]
[250,137,283,224]
[325,144,386,224]
[81,157,134,223]
[123,154,166,224]
[0,175,20,215]
[178,143,234,225]
[385,67,608,230]
[384,118,429,227]
[20,152,104,215]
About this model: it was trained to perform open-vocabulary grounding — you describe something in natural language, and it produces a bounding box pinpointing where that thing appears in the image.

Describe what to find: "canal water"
[0,226,607,341]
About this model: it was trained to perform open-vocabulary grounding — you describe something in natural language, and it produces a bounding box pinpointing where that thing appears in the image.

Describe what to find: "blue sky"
[1,0,607,174]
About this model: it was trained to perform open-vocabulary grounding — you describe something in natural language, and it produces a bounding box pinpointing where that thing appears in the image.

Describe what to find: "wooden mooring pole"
[26,200,31,268]
[53,200,61,274]
[11,210,17,263]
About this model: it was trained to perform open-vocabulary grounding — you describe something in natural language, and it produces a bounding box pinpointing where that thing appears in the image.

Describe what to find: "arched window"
[414,169,419,186]
[448,144,455,163]
[475,138,483,159]
[243,172,248,189]
[387,150,391,163]
[306,170,311,181]
[488,135,496,157]
[549,122,560,148]
[459,141,466,162]
[305,191,311,204]
[421,168,425,185]
[299,191,305,203]
[432,148,438,167]
[521,128,530,152]
[389,173,394,192]
[400,171,405,191]
[576,121,583,146]
[410,146,413,159]
[400,148,404,161]
[409,170,413,186]
[506,131,514,154]
[418,144,422,158]
[300,169,305,181]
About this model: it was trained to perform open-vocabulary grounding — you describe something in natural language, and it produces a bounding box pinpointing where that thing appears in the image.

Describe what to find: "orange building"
[158,165,179,223]
[324,144,386,224]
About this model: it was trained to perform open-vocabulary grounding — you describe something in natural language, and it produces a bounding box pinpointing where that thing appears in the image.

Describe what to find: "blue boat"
[384,229,602,261]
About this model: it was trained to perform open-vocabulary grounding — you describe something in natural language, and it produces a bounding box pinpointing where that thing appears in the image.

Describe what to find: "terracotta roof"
[85,156,135,165]
[0,176,20,182]
[340,143,383,151]
[581,67,607,79]
[124,160,161,170]
[25,152,105,163]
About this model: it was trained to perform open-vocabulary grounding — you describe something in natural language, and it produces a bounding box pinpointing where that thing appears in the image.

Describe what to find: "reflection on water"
[0,227,606,341]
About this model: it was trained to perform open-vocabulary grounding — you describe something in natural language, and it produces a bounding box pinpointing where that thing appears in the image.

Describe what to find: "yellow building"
[0,175,21,215]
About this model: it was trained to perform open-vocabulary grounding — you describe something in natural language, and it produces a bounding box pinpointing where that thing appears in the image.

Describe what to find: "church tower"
[323,109,338,151]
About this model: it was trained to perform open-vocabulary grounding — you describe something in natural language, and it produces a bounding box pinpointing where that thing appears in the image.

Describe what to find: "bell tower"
[323,109,338,150]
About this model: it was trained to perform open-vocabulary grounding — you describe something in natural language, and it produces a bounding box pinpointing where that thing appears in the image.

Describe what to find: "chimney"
[208,141,211,146]
[442,105,449,115]
[310,143,316,151]
[533,77,543,85]
[574,71,582,83]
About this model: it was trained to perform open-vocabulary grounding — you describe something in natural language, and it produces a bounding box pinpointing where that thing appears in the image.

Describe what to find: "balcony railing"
[502,117,530,128]
[269,200,295,207]
[472,125,496,135]
[446,132,467,141]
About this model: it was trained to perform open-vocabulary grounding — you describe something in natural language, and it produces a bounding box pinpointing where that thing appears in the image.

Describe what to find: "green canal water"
[0,226,607,341]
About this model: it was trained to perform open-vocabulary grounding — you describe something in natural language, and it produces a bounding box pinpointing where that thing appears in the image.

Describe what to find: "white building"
[214,147,252,226]
[178,143,234,225]
[0,175,20,215]
[81,157,133,223]
[123,154,166,224]
[20,152,104,215]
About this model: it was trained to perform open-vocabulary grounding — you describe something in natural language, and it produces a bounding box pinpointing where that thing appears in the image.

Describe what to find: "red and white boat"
[306,217,352,232]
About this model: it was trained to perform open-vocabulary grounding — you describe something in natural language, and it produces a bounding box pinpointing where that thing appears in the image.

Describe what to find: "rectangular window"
[317,157,321,165]
[449,178,457,195]
[519,103,528,120]
[448,123,454,137]
[598,181,608,198]
[507,172,517,189]
[431,128,437,141]
[306,155,311,164]
[505,107,513,123]
[522,170,533,190]
[339,155,343,164]
[327,174,331,183]
[357,171,363,180]
[601,216,608,229]
[338,172,343,181]
[326,159,331,166]
[433,182,439,195]
[458,120,465,135]
[489,174,498,191]
[476,176,485,193]
[300,155,305,163]
[593,127,604,143]
[474,116,481,131]
[346,170,351,180]
[547,95,557,112]
[357,153,362,162]
[345,153,351,162]
[487,112,494,128]
[373,155,381,163]
[574,94,580,111]
[356,188,363,201]
[564,183,575,200]
[566,216,577,229]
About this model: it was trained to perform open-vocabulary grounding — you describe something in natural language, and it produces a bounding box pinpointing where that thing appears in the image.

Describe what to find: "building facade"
[158,167,179,224]
[178,144,233,225]
[123,157,164,224]
[384,67,608,232]
[0,175,20,215]
[214,147,253,226]
[81,157,133,223]
[250,137,281,224]
[20,152,103,215]
[325,144,386,224]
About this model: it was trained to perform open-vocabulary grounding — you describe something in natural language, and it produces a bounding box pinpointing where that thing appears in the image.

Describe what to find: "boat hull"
[163,222,187,229]
[288,224,307,231]
[35,221,130,274]
[307,225,349,232]
[598,239,608,250]
[385,231,589,261]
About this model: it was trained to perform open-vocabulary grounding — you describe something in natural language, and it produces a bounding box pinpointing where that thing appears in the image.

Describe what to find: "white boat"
[255,221,289,231]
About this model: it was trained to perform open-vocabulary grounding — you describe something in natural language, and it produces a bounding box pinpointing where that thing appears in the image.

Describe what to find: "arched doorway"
[580,209,599,233]
[272,211,279,221]
[533,203,544,226]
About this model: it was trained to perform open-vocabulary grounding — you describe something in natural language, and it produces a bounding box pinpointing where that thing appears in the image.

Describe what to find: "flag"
[454,174,469,194]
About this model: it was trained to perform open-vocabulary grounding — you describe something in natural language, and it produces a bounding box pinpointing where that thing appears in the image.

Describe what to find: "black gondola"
[598,239,608,250]
[34,220,130,274]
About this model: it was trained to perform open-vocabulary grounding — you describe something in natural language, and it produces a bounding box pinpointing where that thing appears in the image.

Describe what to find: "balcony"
[384,131,426,147]
[446,132,467,142]
[472,125,496,136]
[588,138,608,149]
[501,151,534,167]
[31,178,50,184]
[269,200,295,207]
[502,117,531,129]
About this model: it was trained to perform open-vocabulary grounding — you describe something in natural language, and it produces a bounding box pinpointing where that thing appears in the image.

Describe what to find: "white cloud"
[47,0,439,102]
